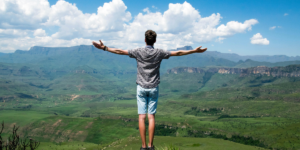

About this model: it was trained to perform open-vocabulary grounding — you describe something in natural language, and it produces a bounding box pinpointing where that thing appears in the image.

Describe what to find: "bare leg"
[148,114,155,147]
[139,114,147,148]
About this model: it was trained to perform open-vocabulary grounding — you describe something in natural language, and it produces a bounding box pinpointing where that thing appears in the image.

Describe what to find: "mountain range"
[1,45,300,73]
[0,52,7,56]
[173,46,300,63]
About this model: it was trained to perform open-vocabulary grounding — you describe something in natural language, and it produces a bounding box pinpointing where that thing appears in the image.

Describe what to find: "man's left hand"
[92,40,105,50]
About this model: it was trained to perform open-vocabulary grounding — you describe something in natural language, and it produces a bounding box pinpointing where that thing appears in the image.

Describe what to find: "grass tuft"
[157,144,180,150]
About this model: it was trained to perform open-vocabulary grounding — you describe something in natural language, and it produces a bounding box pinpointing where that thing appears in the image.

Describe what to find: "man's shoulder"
[130,47,166,53]
[129,47,143,51]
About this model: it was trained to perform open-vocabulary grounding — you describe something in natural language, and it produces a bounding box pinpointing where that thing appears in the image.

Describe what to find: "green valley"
[1,45,300,150]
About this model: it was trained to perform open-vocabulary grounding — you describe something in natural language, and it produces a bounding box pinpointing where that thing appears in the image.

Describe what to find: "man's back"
[128,45,171,89]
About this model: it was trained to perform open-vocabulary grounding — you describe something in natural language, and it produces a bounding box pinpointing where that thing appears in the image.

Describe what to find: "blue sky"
[0,0,299,56]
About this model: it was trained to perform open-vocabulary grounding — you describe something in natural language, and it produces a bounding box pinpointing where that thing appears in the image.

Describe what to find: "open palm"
[195,46,207,53]
[92,40,105,49]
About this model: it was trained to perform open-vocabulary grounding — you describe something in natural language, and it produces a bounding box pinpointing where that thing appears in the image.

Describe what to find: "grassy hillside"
[0,110,269,150]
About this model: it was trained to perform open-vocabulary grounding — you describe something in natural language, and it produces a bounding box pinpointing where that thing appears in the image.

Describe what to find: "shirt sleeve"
[161,49,171,59]
[128,48,139,59]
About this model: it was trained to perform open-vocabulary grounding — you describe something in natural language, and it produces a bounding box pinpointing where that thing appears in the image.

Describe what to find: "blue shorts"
[137,85,159,114]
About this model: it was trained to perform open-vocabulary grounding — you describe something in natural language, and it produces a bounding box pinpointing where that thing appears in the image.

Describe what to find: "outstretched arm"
[92,40,128,55]
[170,46,207,56]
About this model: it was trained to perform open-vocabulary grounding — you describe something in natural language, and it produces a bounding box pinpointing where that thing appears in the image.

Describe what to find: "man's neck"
[146,45,154,48]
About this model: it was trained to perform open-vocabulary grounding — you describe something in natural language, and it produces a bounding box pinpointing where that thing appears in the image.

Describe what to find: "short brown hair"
[145,30,157,45]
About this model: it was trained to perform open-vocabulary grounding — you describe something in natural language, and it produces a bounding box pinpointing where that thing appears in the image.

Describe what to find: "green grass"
[0,110,52,125]
[37,141,101,150]
[104,136,266,150]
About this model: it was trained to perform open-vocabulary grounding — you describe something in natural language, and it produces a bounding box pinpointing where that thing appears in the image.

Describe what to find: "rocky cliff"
[167,65,300,77]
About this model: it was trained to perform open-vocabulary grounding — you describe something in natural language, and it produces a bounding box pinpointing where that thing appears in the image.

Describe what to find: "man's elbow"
[115,50,127,55]
[114,50,122,55]
[171,51,181,56]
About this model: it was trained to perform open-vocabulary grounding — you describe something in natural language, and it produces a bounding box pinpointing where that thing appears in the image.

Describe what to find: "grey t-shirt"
[128,45,171,89]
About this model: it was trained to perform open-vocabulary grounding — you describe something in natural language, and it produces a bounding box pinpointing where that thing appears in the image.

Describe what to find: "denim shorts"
[137,84,159,114]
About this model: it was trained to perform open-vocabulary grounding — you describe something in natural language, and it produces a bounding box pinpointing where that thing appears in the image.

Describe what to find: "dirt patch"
[73,131,88,141]
[76,80,84,91]
[56,130,61,135]
[9,123,17,128]
[76,85,84,91]
[62,130,72,136]
[70,95,80,101]
[52,119,62,127]
[44,127,55,134]
[30,128,43,135]
[76,131,83,136]
[68,131,83,139]
[85,122,93,129]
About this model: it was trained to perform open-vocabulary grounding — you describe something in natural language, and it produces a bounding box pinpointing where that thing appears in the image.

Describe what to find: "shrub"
[0,121,40,150]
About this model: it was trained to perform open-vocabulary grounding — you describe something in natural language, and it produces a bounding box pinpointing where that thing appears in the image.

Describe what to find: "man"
[92,30,207,150]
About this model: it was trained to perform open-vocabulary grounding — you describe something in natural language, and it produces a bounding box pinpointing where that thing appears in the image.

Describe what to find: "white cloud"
[270,26,282,30]
[214,19,258,36]
[46,0,132,39]
[34,29,46,37]
[216,37,225,43]
[162,2,201,33]
[0,29,28,38]
[284,13,288,16]
[269,26,276,30]
[0,0,50,29]
[152,5,158,9]
[228,49,231,52]
[0,35,92,52]
[143,7,150,13]
[0,0,259,52]
[250,33,269,45]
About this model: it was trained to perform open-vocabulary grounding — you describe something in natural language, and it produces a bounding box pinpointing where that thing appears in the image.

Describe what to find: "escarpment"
[166,65,300,77]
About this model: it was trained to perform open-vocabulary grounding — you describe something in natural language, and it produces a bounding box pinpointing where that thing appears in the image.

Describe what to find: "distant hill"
[160,64,300,94]
[169,46,193,51]
[205,51,300,63]
[0,52,8,56]
[173,46,300,63]
[0,45,137,71]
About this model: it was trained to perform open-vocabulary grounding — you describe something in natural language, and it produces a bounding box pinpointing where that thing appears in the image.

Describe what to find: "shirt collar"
[145,45,154,49]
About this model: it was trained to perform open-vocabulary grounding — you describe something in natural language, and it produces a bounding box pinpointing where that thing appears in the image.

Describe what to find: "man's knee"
[139,114,146,121]
[148,114,155,120]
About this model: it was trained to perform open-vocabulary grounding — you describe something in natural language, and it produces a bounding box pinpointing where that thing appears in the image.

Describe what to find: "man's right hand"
[195,46,207,53]
[170,46,208,56]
